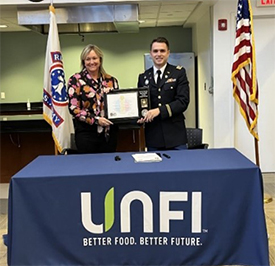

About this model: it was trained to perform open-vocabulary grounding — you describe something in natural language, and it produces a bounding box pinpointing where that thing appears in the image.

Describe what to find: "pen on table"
[114,155,121,161]
[163,153,171,159]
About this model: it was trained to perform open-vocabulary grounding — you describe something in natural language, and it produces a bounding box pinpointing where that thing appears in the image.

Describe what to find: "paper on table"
[132,153,162,163]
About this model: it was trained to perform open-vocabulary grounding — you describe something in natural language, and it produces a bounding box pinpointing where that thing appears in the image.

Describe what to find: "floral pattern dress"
[67,68,119,134]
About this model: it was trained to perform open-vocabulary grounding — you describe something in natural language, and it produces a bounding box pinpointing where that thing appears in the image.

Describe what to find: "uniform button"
[158,88,161,92]
[158,103,162,107]
[158,95,161,99]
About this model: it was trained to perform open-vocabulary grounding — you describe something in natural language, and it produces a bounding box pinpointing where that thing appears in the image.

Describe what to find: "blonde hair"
[80,44,107,78]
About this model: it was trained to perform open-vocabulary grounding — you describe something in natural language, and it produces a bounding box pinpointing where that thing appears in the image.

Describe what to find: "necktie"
[156,70,161,86]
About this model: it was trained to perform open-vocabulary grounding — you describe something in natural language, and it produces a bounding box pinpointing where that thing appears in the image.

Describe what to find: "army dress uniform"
[138,63,190,149]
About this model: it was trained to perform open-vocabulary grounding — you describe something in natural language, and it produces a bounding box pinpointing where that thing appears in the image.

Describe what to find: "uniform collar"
[153,64,167,76]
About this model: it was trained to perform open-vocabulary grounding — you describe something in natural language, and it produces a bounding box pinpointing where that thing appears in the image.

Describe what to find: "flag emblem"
[52,107,64,128]
[51,66,68,104]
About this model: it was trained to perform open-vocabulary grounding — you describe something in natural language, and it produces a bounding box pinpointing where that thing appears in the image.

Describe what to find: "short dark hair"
[150,37,170,50]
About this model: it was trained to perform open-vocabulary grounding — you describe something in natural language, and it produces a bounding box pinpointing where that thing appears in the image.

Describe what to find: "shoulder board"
[176,65,183,70]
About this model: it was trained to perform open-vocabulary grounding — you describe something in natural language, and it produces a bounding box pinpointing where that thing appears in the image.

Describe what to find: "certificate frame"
[104,87,150,123]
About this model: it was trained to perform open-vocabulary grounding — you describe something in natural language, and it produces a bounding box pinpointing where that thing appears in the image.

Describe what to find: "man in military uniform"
[137,37,190,151]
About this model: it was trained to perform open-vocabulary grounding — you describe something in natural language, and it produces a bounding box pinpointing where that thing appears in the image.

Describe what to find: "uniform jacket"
[138,63,190,149]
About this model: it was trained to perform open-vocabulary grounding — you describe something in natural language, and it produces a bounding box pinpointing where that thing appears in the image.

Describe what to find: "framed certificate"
[104,87,150,123]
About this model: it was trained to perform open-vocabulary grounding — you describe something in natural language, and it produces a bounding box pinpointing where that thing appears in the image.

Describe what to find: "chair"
[186,128,208,149]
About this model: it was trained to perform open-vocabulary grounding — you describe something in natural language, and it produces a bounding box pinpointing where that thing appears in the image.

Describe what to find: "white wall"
[212,0,275,172]
[213,1,235,149]
[193,9,214,147]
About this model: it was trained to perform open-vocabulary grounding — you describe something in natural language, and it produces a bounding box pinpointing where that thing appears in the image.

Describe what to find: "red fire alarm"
[218,19,227,31]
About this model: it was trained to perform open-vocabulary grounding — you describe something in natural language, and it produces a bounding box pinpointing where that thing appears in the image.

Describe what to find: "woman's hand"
[98,117,113,127]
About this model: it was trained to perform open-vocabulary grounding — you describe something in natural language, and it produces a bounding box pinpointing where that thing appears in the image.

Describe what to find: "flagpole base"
[264,193,273,204]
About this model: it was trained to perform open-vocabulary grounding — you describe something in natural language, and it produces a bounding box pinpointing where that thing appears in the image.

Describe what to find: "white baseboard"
[0,183,9,199]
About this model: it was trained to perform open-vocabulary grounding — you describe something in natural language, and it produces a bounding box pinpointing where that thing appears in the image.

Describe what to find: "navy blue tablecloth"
[7,148,269,265]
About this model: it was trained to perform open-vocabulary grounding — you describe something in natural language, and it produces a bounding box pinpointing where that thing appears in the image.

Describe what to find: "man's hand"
[137,108,160,123]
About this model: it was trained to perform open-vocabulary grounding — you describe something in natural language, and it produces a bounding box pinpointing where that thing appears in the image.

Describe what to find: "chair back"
[186,128,204,149]
[70,133,77,150]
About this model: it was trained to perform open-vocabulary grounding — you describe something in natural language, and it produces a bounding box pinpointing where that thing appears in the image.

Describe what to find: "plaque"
[104,87,150,123]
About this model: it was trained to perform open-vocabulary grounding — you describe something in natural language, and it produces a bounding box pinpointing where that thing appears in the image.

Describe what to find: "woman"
[67,44,119,153]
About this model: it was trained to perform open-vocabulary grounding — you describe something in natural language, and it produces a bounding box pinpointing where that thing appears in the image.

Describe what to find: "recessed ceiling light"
[0,25,8,28]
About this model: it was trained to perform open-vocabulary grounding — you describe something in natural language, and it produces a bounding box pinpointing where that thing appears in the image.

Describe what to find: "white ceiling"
[0,1,217,33]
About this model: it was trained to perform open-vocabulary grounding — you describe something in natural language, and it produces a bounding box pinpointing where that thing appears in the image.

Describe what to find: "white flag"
[43,5,74,153]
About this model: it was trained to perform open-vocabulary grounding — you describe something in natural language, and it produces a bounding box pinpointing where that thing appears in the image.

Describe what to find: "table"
[7,148,269,266]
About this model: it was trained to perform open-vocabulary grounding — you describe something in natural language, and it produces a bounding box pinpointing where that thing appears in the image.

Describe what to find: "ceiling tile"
[139,5,160,14]
[139,13,158,20]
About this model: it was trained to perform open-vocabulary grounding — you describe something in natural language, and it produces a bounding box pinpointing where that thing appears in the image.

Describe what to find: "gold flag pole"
[54,144,58,156]
[255,138,260,167]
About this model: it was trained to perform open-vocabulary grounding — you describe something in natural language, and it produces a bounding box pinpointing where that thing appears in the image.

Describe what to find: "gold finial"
[49,5,55,14]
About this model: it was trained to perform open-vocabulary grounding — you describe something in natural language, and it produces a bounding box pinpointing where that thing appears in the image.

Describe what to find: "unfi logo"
[81,188,202,234]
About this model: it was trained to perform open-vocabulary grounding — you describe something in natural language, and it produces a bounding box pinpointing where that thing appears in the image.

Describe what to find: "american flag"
[231,0,259,140]
[43,5,74,153]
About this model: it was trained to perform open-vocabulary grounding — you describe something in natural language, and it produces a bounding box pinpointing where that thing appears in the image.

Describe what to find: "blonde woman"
[68,44,119,153]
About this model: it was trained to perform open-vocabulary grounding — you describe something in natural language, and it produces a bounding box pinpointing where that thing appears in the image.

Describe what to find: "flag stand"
[255,139,273,204]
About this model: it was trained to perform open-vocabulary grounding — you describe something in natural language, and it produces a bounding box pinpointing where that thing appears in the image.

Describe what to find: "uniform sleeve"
[67,75,97,125]
[159,67,190,119]
[137,73,143,87]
